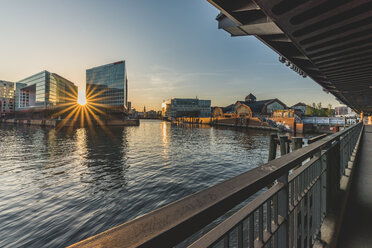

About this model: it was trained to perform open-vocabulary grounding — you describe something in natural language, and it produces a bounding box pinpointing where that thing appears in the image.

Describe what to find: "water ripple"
[0,120,273,247]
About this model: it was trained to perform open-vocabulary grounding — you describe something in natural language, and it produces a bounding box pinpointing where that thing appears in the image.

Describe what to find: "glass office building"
[0,81,15,116]
[15,71,78,111]
[162,98,211,118]
[86,61,128,110]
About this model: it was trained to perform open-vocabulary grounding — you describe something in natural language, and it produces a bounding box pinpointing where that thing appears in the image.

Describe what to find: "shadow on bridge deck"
[339,125,372,247]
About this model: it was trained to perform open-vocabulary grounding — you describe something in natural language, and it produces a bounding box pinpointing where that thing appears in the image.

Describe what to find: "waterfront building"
[291,102,307,115]
[15,71,78,112]
[86,61,128,112]
[137,111,145,118]
[212,105,236,118]
[272,109,295,118]
[144,110,157,119]
[127,101,131,112]
[335,106,349,116]
[212,94,286,119]
[236,104,253,117]
[162,98,211,118]
[0,81,15,117]
[291,102,314,116]
[234,94,287,117]
[334,106,357,117]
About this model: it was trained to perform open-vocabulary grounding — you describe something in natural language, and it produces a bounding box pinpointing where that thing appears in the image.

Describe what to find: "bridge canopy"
[209,0,372,115]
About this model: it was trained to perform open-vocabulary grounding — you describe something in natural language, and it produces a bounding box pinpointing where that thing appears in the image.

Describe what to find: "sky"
[0,0,340,111]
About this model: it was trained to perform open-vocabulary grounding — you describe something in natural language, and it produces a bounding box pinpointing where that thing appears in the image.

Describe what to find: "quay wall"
[106,119,139,126]
[176,117,280,131]
[30,120,43,125]
[175,117,315,133]
[0,119,139,127]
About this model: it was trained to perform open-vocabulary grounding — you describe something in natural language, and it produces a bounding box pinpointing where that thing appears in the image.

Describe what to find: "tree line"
[310,102,335,117]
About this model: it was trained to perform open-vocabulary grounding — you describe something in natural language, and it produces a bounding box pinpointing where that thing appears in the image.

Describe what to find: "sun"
[77,89,87,106]
[78,97,87,106]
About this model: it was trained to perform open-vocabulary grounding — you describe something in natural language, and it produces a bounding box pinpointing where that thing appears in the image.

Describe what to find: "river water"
[0,120,278,247]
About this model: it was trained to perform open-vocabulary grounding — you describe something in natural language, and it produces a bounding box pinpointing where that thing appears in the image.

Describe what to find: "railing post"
[326,137,341,214]
[278,172,289,248]
[292,137,303,171]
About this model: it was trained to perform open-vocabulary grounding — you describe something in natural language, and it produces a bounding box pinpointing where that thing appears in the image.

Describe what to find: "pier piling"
[279,136,289,155]
[268,134,278,161]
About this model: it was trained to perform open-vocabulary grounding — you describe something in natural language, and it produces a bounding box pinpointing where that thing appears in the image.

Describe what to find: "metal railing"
[69,122,363,248]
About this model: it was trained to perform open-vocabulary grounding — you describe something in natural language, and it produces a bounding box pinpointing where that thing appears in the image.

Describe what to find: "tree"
[310,102,334,117]
[325,104,335,117]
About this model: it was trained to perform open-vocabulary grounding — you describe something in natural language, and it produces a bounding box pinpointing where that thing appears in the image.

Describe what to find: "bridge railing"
[69,122,363,248]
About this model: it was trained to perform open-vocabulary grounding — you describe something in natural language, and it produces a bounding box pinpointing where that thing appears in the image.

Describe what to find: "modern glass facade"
[0,81,15,116]
[162,98,211,118]
[0,81,14,99]
[15,71,78,111]
[86,61,127,109]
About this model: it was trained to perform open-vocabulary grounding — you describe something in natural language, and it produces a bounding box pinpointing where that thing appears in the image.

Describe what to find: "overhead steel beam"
[208,0,372,114]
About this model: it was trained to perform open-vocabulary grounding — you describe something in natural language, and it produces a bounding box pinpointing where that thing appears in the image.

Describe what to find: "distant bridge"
[302,117,357,126]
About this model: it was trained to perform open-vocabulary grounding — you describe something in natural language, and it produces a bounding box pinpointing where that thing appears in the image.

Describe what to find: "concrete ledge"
[106,119,139,126]
[212,123,279,131]
[30,120,44,125]
[5,119,16,124]
[2,119,139,127]
[314,125,364,248]
[45,120,57,127]
[18,119,30,125]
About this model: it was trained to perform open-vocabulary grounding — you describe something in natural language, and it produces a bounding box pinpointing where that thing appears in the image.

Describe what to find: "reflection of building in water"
[86,61,128,113]
[161,122,170,160]
[0,81,15,117]
[15,71,78,111]
[162,98,211,118]
[82,127,129,192]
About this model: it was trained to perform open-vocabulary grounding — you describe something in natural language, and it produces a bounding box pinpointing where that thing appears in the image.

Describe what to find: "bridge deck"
[339,125,372,247]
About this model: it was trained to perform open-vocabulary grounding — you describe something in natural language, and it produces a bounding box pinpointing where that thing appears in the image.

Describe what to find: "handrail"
[68,122,362,248]
[308,133,328,144]
[187,182,286,248]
